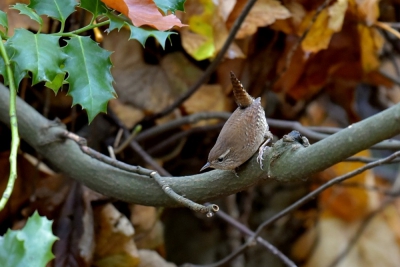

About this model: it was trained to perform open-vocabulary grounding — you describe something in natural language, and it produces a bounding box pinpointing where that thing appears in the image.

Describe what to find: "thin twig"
[0,36,20,211]
[141,0,258,123]
[375,21,400,40]
[150,171,219,215]
[114,125,142,154]
[147,123,223,156]
[216,209,297,267]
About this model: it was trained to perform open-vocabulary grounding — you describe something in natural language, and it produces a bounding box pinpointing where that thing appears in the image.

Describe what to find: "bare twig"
[114,125,142,154]
[216,209,297,267]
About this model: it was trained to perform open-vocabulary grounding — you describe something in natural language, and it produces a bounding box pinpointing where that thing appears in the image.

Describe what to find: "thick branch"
[0,83,399,207]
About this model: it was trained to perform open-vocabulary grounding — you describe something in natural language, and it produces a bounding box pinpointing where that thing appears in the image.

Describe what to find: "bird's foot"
[257,137,272,170]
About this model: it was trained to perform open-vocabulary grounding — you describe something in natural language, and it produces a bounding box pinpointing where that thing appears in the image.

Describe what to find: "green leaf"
[153,0,186,14]
[106,13,125,32]
[127,24,176,49]
[10,3,43,27]
[62,36,116,122]
[0,211,58,267]
[8,29,66,85]
[0,10,8,33]
[80,0,108,19]
[28,0,77,24]
[105,13,176,49]
[45,71,66,93]
[0,43,27,87]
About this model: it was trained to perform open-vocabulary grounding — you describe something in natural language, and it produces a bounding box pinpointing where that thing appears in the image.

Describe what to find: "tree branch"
[0,83,400,207]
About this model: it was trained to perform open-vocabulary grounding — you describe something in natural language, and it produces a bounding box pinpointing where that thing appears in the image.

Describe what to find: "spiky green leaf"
[105,13,175,49]
[0,211,58,267]
[45,72,66,93]
[8,29,66,85]
[80,0,108,18]
[0,10,8,33]
[153,0,186,14]
[11,3,43,27]
[127,24,175,49]
[28,0,77,24]
[106,13,125,32]
[62,36,116,122]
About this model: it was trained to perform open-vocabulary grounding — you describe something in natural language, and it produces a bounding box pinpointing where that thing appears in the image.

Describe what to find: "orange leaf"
[227,0,291,39]
[101,0,185,31]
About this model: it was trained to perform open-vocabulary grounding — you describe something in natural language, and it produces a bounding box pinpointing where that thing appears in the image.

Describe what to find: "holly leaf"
[28,0,77,24]
[80,0,108,19]
[62,36,116,122]
[8,29,66,85]
[105,13,176,49]
[127,24,176,49]
[0,211,58,267]
[0,10,8,34]
[10,3,43,27]
[45,72,67,93]
[153,0,186,14]
[106,13,126,32]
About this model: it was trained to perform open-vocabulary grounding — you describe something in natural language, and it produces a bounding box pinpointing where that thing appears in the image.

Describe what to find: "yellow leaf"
[181,0,244,60]
[301,9,334,53]
[358,24,383,72]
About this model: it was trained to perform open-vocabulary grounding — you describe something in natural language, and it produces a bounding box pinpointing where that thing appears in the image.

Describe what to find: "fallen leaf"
[358,24,383,72]
[354,0,380,26]
[183,84,227,115]
[328,0,348,31]
[93,204,140,267]
[227,0,291,39]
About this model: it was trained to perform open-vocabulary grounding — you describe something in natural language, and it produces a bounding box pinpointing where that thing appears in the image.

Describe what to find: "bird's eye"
[217,157,224,162]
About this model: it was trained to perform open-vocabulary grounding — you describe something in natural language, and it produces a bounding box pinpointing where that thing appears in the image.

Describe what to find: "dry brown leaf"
[108,99,144,128]
[101,0,185,30]
[183,84,227,115]
[227,0,291,39]
[103,29,186,114]
[93,204,140,267]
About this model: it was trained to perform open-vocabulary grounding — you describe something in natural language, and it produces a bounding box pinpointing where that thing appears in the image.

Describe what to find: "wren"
[200,72,272,173]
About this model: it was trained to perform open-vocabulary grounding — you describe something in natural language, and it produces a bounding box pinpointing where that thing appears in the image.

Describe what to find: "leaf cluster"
[0,0,184,122]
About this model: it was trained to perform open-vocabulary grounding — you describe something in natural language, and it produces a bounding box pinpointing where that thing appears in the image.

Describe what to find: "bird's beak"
[200,162,211,172]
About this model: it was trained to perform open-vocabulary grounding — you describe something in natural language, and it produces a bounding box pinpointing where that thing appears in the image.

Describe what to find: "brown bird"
[200,72,272,173]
